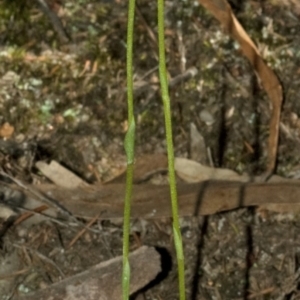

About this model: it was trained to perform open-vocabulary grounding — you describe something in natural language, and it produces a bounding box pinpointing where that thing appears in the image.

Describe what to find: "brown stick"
[35,0,70,43]
[27,180,300,219]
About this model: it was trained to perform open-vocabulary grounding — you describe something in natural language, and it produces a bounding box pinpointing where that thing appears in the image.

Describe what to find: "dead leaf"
[0,122,14,139]
[175,157,249,182]
[35,160,88,189]
[190,123,208,164]
[198,0,283,175]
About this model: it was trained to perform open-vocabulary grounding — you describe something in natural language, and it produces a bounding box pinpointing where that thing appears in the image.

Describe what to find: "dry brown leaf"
[175,157,249,182]
[35,160,88,189]
[189,123,208,164]
[0,122,14,139]
[198,0,283,175]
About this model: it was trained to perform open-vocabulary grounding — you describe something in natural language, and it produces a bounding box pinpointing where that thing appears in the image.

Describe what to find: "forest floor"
[1,0,300,299]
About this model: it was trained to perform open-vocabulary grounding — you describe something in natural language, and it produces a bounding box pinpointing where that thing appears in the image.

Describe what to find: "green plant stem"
[157,0,186,299]
[122,0,136,299]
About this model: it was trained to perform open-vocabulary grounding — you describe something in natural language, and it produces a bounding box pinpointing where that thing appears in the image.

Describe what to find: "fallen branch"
[12,179,300,219]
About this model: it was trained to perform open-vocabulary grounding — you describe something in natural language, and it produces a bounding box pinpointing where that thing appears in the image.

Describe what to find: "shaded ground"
[0,0,300,299]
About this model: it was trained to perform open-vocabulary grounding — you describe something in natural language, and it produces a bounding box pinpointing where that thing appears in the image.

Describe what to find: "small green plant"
[122,0,136,298]
[157,0,186,298]
[122,0,186,299]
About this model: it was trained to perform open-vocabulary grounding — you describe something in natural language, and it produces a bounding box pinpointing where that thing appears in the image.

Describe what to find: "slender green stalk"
[122,0,136,299]
[157,0,186,299]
